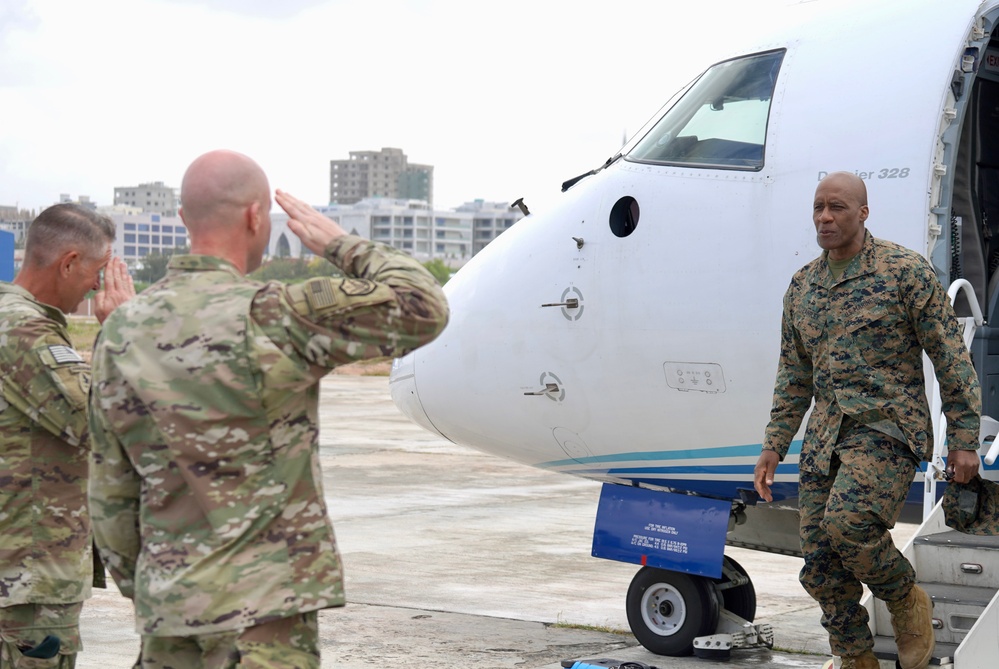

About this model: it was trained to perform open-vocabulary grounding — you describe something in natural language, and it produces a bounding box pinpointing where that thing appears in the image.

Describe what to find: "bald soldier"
[754,172,981,669]
[87,150,449,668]
[1,203,133,668]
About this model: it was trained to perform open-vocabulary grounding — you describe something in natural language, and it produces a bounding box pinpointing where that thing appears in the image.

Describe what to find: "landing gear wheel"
[625,566,719,656]
[716,555,756,621]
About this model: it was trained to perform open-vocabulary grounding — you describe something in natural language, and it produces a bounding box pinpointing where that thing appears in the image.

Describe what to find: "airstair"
[863,503,999,667]
[858,279,999,668]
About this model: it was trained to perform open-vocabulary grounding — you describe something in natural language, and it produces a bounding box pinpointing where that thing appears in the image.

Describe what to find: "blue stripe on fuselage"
[535,440,802,470]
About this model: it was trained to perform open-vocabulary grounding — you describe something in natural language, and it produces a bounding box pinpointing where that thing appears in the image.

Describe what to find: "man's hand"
[275,189,347,256]
[94,257,135,324]
[947,448,981,484]
[753,450,780,503]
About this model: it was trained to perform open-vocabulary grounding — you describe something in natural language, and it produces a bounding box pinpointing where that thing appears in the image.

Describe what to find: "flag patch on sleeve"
[305,281,338,310]
[47,345,84,364]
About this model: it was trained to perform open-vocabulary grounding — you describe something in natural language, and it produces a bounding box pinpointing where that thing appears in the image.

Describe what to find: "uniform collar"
[806,229,875,287]
[167,254,243,277]
[0,281,69,326]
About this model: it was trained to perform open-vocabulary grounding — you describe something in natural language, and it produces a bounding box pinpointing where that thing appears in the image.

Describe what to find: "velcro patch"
[305,281,338,310]
[340,278,377,297]
[48,345,84,364]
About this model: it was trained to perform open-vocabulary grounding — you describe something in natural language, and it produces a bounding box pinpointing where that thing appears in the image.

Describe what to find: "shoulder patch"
[47,344,84,365]
[340,278,377,297]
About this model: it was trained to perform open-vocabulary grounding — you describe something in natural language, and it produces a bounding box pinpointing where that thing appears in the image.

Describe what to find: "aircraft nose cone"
[389,352,446,439]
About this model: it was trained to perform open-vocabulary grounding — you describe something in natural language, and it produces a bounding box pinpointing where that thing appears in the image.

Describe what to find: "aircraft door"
[966,26,999,423]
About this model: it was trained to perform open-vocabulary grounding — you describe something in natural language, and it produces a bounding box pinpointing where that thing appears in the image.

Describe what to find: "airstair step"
[915,530,999,550]
[872,635,958,666]
[872,582,995,646]
[913,531,999,588]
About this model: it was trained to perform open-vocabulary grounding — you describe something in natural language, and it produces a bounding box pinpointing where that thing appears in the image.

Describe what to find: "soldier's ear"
[246,201,262,235]
[57,250,81,277]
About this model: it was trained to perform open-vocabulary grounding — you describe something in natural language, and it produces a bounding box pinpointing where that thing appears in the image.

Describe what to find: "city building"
[0,205,33,244]
[459,199,521,255]
[110,212,189,265]
[266,197,521,267]
[113,181,179,216]
[58,194,97,210]
[330,148,433,206]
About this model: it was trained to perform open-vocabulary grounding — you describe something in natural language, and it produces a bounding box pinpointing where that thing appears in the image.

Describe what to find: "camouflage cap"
[943,475,999,535]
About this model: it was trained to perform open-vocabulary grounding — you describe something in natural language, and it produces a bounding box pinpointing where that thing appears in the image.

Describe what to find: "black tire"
[716,555,756,621]
[625,566,719,656]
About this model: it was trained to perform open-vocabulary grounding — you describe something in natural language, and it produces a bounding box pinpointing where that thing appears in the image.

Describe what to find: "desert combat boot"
[835,650,880,668]
[886,585,934,669]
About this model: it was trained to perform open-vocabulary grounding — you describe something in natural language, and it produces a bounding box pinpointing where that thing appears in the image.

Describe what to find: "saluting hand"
[275,189,347,256]
[94,257,135,324]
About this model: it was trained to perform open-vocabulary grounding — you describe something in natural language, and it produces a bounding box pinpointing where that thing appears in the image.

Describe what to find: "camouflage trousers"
[798,425,917,658]
[137,611,319,669]
[0,602,82,668]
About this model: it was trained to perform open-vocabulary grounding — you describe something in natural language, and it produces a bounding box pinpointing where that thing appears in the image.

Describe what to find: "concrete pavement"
[75,375,914,668]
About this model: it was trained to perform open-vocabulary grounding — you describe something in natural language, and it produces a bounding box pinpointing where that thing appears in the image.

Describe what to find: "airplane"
[389,0,999,665]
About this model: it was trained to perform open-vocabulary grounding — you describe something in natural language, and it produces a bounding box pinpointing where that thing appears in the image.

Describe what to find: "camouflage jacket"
[88,235,448,636]
[763,231,981,473]
[0,283,93,606]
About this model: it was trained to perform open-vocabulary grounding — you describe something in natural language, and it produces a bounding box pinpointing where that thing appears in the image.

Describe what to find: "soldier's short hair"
[25,203,116,268]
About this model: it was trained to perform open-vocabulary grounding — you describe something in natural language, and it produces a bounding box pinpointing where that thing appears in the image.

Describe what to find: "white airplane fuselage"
[393,0,999,505]
[391,0,999,661]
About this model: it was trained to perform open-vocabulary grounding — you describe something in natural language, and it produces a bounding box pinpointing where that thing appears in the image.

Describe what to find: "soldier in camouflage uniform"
[87,150,449,669]
[0,204,134,668]
[754,172,981,669]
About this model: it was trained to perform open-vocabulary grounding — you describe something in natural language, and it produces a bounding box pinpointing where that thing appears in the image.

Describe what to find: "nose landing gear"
[625,556,771,659]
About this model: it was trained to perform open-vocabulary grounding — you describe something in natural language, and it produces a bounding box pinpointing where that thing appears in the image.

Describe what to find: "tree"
[134,246,189,284]
[423,259,451,285]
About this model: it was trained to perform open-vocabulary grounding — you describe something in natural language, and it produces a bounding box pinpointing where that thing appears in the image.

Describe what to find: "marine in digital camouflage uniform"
[754,173,981,669]
[87,150,449,669]
[0,204,133,668]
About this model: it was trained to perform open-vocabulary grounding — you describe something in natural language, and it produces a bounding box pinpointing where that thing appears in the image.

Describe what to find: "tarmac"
[74,375,918,669]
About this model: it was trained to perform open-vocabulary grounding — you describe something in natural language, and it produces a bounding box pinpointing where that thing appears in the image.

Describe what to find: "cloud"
[0,0,42,86]
[153,0,334,20]
[0,0,792,215]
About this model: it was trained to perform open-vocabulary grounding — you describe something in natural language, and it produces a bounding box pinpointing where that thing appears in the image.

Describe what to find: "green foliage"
[249,256,343,283]
[134,246,189,284]
[422,258,451,285]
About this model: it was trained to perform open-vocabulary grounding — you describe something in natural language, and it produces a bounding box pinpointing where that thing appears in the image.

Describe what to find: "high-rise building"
[330,148,433,206]
[113,181,179,216]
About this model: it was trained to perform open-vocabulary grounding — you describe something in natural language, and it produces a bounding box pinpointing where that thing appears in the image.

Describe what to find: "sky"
[0,0,793,217]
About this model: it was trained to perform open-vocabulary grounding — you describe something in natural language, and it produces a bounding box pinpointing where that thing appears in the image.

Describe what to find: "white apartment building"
[110,212,189,264]
[266,198,522,266]
[460,199,521,255]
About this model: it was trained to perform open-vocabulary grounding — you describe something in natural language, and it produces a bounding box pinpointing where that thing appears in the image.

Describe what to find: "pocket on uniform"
[792,303,825,347]
[843,302,891,334]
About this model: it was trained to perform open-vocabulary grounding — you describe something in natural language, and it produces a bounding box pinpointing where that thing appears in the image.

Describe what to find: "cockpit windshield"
[627,50,785,170]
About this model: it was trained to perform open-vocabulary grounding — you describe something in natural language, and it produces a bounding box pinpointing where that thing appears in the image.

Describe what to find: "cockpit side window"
[627,50,785,171]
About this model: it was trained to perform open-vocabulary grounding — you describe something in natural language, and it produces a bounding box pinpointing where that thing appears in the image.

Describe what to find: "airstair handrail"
[946,279,984,349]
[925,279,984,520]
